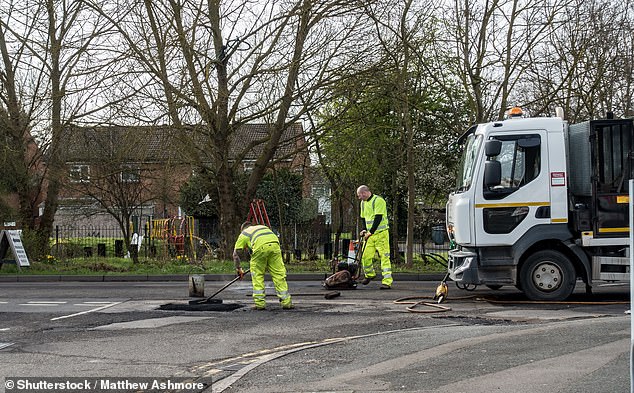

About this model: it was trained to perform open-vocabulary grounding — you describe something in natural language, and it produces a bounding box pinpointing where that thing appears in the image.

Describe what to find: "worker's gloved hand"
[363,231,372,240]
[236,268,245,280]
[359,230,367,239]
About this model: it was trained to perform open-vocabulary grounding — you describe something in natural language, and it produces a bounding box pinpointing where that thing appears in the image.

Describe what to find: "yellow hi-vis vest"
[234,225,279,252]
[360,194,389,234]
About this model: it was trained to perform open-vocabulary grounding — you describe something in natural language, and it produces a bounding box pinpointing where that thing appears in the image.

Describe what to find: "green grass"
[0,254,446,275]
[0,257,229,275]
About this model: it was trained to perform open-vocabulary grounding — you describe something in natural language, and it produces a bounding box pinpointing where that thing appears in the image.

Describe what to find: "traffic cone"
[348,240,356,262]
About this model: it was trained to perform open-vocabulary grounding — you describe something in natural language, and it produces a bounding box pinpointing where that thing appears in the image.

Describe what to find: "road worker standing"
[233,222,293,310]
[357,185,393,289]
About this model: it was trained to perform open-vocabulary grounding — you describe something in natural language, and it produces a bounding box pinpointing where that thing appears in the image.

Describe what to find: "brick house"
[54,123,309,230]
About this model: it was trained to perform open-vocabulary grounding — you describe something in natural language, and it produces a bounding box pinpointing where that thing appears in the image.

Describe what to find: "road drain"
[159,303,243,312]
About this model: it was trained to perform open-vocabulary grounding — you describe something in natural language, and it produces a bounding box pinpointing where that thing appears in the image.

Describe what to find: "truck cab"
[446,109,633,300]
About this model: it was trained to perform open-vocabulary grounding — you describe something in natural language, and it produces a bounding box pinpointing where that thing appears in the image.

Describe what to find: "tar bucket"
[189,274,205,297]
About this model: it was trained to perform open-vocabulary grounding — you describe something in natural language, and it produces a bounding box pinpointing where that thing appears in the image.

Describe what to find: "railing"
[52,225,127,259]
[49,223,450,262]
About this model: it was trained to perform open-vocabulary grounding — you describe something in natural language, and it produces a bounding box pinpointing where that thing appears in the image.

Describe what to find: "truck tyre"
[520,250,576,301]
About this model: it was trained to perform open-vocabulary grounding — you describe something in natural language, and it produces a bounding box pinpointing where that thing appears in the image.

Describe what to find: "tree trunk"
[390,175,401,265]
[216,163,239,259]
[38,0,65,258]
[405,122,415,268]
[214,131,239,258]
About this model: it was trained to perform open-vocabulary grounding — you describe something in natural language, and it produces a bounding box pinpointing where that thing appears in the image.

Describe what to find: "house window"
[69,164,90,183]
[121,165,140,183]
[243,160,256,172]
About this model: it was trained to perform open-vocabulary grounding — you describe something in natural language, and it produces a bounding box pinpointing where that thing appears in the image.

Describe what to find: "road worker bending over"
[233,222,293,310]
[357,185,393,289]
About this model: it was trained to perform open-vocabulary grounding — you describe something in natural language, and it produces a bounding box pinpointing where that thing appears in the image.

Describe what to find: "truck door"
[474,132,549,246]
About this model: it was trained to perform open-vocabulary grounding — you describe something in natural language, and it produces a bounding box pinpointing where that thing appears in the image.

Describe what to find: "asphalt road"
[0,277,631,393]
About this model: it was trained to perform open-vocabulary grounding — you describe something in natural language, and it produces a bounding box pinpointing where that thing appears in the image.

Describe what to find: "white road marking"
[51,302,121,321]
[209,323,461,393]
[0,342,14,350]
[91,316,214,330]
[0,328,10,331]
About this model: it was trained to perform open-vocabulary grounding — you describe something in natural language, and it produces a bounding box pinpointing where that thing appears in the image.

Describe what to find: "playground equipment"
[150,216,215,262]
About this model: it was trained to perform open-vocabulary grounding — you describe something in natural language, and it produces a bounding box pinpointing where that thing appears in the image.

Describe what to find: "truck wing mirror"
[484,160,502,187]
[485,140,502,157]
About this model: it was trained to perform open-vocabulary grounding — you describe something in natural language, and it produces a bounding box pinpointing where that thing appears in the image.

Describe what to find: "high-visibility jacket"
[234,225,279,252]
[360,194,389,234]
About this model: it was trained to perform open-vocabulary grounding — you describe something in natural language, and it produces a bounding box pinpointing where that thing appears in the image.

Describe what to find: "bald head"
[356,185,372,201]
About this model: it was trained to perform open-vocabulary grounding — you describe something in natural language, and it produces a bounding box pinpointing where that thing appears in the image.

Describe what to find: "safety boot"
[361,276,375,285]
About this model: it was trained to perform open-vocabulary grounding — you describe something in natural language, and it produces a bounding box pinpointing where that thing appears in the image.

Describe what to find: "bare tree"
[440,0,574,122]
[62,126,184,263]
[0,2,48,234]
[518,0,634,121]
[0,0,128,256]
[89,0,372,256]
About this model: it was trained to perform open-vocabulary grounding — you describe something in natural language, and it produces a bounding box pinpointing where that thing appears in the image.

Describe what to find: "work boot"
[253,305,266,310]
[379,284,391,290]
[361,276,375,285]
[282,303,295,310]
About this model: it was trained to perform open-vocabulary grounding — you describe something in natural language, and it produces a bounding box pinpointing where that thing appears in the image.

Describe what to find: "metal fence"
[52,225,131,259]
[50,222,450,262]
[51,224,210,260]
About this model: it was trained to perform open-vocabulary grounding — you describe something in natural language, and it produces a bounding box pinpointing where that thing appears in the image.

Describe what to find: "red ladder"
[247,199,271,227]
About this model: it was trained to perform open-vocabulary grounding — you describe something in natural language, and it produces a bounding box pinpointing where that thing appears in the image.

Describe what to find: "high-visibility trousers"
[361,230,393,286]
[249,242,292,308]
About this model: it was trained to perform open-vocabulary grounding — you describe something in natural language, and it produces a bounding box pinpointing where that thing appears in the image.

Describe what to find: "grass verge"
[0,255,446,276]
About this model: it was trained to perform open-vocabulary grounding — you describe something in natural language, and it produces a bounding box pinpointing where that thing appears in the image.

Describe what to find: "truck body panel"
[447,111,634,300]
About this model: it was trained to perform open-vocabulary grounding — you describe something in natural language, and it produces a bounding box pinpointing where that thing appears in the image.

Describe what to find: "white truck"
[446,107,633,300]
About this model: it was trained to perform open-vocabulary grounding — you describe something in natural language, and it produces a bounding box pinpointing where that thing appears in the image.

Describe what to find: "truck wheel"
[520,250,576,301]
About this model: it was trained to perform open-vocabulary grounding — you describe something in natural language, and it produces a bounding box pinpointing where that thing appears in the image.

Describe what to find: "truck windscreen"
[456,134,482,192]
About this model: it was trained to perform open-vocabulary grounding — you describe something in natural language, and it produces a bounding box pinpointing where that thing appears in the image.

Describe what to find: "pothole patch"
[158,303,244,312]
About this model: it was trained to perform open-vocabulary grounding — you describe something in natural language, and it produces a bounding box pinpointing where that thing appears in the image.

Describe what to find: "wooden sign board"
[0,230,30,268]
